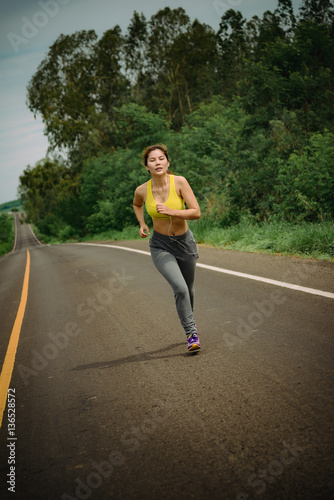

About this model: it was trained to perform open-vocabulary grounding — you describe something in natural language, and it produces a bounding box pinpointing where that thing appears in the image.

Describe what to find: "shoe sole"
[188,343,201,352]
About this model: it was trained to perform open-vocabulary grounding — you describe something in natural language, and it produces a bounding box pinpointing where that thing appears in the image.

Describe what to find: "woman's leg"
[177,254,197,312]
[150,248,198,338]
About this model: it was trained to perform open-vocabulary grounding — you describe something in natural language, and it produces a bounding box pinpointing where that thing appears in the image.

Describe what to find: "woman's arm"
[155,177,201,220]
[133,186,151,238]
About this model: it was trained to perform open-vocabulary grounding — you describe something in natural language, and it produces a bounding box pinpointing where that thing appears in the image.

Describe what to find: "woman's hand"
[156,203,172,216]
[139,224,151,238]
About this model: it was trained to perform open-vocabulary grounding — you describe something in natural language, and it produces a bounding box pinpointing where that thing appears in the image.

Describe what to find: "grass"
[81,226,140,242]
[33,225,141,245]
[189,219,334,261]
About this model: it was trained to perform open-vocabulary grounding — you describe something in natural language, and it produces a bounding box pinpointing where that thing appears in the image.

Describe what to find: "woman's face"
[146,149,169,175]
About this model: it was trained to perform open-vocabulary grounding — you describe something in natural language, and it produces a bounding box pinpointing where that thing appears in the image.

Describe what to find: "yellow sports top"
[145,175,185,220]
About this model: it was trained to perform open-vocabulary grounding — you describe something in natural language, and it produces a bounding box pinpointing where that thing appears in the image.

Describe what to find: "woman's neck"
[151,173,169,189]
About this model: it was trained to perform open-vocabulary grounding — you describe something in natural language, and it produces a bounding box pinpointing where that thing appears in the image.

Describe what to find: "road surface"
[0,215,333,499]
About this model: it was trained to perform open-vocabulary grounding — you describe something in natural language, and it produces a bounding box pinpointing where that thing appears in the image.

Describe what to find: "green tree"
[275,131,334,221]
[238,0,334,132]
[18,158,76,236]
[27,29,129,156]
[274,0,296,33]
[112,102,170,150]
[81,150,147,233]
[147,7,190,75]
[217,9,249,98]
[80,103,171,232]
[168,20,219,119]
[0,214,12,242]
[0,214,13,255]
[169,97,276,225]
[299,0,334,23]
[124,11,148,101]
[23,3,334,239]
[93,27,129,116]
[142,7,191,124]
[27,31,98,151]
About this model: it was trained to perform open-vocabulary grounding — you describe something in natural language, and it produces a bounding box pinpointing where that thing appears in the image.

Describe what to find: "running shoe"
[187,333,201,351]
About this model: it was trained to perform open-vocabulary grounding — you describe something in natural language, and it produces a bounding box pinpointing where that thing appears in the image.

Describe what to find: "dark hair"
[142,144,171,172]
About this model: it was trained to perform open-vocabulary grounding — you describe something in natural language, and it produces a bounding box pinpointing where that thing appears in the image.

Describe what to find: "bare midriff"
[152,217,188,236]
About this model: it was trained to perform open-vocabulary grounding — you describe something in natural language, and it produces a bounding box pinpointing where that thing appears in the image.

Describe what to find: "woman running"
[133,144,201,352]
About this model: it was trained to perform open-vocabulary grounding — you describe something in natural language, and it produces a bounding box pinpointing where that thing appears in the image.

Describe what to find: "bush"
[0,214,14,256]
[275,131,334,221]
[191,219,334,260]
[0,213,12,242]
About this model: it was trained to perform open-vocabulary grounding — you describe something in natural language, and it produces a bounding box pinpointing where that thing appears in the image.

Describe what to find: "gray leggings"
[149,229,199,338]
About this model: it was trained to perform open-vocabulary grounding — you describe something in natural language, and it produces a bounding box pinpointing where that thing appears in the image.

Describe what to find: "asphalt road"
[0,216,333,500]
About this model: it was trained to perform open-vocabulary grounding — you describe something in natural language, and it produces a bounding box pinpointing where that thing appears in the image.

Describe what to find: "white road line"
[76,242,334,299]
[78,242,151,256]
[27,224,43,245]
[197,263,334,299]
[12,214,18,253]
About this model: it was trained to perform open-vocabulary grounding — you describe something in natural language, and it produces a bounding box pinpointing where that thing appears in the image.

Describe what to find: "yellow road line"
[0,248,30,427]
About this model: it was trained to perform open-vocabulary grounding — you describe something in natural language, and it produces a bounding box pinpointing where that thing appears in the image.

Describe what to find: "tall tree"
[142,7,191,123]
[217,10,249,98]
[299,0,334,23]
[93,27,129,116]
[124,11,148,101]
[27,28,129,157]
[275,0,296,33]
[18,158,71,230]
[27,31,98,151]
[169,20,219,118]
[147,7,190,76]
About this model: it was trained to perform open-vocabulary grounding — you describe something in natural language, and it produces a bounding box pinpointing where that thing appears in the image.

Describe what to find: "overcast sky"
[0,0,304,204]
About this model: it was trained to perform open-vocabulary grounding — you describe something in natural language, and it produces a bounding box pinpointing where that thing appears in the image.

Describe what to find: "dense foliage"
[0,214,14,255]
[19,0,334,239]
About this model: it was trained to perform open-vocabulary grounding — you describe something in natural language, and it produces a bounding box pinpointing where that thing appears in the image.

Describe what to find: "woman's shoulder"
[136,180,149,191]
[173,175,187,186]
[172,175,188,197]
[172,174,186,180]
[134,180,149,200]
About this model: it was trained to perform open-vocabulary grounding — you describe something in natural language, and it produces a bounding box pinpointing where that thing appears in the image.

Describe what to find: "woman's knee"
[173,283,189,301]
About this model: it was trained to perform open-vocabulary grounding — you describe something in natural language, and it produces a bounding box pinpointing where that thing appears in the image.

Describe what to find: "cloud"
[0,46,49,202]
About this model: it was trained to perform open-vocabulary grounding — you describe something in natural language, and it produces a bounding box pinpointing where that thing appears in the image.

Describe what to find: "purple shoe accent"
[187,333,201,351]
